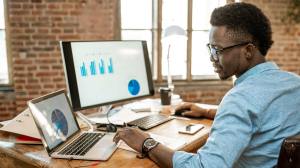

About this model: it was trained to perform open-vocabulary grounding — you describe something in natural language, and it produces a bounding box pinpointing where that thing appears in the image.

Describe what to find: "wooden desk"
[0,118,213,168]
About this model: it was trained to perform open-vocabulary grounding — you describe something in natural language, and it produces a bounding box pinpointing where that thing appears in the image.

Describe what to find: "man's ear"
[244,44,255,60]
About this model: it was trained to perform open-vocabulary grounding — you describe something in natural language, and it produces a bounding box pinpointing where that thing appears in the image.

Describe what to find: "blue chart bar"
[108,58,114,74]
[90,61,96,76]
[80,63,87,77]
[80,58,114,77]
[99,59,105,75]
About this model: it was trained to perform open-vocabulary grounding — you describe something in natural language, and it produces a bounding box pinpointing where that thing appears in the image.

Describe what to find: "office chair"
[277,134,300,168]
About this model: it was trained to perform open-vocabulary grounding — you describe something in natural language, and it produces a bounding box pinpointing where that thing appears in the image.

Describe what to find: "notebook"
[27,90,117,160]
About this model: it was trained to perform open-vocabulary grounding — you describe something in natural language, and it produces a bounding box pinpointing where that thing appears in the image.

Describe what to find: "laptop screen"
[28,91,79,150]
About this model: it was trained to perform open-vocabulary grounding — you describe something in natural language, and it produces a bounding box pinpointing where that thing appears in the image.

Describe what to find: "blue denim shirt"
[173,62,300,168]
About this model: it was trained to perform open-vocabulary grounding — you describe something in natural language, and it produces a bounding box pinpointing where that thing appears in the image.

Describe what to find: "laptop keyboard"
[59,132,105,156]
[127,114,173,130]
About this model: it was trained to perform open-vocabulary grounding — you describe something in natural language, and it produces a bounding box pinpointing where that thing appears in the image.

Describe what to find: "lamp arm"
[167,44,173,90]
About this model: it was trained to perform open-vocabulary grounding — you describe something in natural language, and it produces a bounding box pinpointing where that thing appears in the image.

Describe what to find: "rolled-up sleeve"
[173,92,258,168]
[173,151,204,167]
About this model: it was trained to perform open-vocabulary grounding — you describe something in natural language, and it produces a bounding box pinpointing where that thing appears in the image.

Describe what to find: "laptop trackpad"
[85,133,117,160]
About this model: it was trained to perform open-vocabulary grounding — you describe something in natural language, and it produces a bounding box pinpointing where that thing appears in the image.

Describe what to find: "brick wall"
[172,82,232,104]
[244,0,300,73]
[0,0,299,121]
[0,0,119,120]
[0,91,15,119]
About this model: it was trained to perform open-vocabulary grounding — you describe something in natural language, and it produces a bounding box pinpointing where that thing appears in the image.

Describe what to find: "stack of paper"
[118,133,186,153]
[88,107,154,125]
[0,108,42,144]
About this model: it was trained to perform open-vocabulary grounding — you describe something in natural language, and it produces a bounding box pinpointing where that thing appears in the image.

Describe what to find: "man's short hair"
[210,2,273,56]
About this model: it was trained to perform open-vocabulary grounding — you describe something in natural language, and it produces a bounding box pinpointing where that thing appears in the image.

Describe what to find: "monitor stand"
[87,105,113,118]
[76,105,114,131]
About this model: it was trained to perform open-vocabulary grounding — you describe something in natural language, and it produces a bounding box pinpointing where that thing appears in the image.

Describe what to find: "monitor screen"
[60,40,154,111]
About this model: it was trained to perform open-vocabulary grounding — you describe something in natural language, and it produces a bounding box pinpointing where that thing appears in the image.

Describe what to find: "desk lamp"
[162,25,187,91]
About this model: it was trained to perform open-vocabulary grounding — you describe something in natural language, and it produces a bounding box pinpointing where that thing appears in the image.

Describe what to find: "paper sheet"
[0,108,41,139]
[123,97,183,111]
[88,107,156,125]
[118,133,186,153]
[123,98,161,112]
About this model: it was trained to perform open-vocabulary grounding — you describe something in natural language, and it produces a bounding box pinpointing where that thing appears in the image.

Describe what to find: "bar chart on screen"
[79,57,114,77]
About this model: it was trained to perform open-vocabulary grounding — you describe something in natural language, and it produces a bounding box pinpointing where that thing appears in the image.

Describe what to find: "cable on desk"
[75,112,94,131]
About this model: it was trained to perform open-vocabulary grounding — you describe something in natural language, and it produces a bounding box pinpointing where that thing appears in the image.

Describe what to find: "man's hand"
[113,127,174,168]
[175,102,212,118]
[113,127,150,153]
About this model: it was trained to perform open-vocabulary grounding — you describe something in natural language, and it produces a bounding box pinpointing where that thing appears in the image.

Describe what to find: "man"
[113,2,300,168]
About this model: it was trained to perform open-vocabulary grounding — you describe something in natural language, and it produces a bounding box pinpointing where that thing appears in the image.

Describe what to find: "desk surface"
[0,117,213,168]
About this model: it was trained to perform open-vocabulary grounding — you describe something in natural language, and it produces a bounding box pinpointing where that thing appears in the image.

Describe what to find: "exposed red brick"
[1,0,299,121]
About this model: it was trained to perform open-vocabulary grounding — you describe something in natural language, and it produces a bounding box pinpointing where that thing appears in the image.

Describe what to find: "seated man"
[113,2,300,168]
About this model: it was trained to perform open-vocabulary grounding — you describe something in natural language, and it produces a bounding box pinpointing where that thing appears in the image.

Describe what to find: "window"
[120,0,226,82]
[0,0,8,84]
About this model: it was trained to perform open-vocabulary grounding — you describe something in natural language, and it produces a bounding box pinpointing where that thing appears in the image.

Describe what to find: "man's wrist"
[206,108,210,118]
[206,108,215,119]
[142,138,159,157]
[141,137,151,154]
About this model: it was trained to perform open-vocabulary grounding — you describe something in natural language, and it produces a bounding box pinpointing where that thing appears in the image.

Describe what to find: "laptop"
[27,89,117,160]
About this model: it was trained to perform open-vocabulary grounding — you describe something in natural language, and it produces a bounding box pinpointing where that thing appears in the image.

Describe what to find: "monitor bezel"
[60,40,155,111]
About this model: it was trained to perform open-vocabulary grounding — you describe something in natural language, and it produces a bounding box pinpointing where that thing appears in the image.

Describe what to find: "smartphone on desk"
[178,124,204,135]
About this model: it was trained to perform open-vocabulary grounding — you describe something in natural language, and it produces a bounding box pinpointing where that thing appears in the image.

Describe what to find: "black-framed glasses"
[206,41,253,61]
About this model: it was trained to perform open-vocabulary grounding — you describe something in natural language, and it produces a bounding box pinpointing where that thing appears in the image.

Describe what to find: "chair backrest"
[277,134,300,168]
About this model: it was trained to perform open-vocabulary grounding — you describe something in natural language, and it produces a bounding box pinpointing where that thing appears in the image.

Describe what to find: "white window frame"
[120,0,227,83]
[0,0,10,85]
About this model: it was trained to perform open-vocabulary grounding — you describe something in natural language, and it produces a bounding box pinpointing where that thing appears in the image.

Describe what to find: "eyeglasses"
[206,42,253,61]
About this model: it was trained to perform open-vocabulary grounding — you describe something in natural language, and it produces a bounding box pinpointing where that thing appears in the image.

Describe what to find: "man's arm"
[206,108,217,119]
[113,127,175,168]
[175,102,217,119]
[148,144,174,168]
[114,92,256,167]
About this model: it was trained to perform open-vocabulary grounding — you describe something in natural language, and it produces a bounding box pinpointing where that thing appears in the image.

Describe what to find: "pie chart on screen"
[51,109,68,136]
[128,79,140,95]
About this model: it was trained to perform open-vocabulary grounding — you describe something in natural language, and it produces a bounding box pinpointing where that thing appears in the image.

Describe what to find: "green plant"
[286,0,300,23]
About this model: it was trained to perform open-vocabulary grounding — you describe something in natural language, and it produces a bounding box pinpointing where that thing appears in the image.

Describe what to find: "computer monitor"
[60,40,154,111]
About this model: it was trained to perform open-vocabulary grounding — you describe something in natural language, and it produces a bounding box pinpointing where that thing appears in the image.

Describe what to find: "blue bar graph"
[79,57,114,78]
[108,58,114,74]
[90,61,96,76]
[80,63,87,77]
[99,59,105,74]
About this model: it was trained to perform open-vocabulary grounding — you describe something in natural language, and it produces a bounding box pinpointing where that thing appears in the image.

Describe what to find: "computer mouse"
[174,108,190,116]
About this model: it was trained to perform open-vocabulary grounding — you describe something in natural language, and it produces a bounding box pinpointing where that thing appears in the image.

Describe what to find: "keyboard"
[59,132,104,156]
[127,114,173,130]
